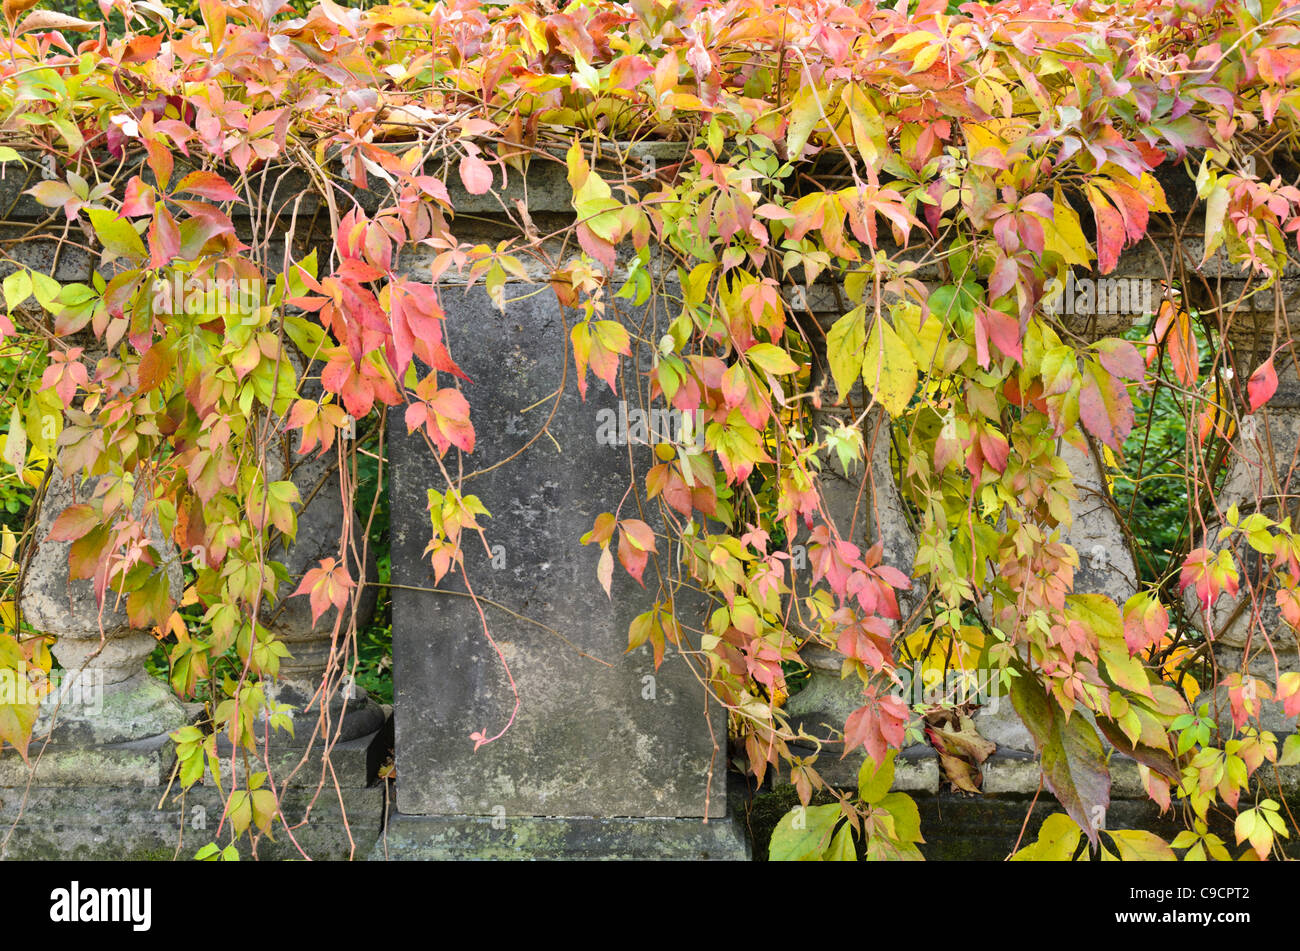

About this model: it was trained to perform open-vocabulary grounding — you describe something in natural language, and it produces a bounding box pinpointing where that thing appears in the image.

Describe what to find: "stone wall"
[1,148,1297,860]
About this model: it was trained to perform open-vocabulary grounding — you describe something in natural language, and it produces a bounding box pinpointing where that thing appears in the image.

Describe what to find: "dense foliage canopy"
[2,0,1300,859]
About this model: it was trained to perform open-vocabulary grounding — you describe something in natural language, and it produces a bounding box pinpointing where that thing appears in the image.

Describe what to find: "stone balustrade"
[0,148,1296,859]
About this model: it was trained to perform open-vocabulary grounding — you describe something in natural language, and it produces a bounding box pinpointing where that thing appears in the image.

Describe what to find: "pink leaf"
[459,155,492,195]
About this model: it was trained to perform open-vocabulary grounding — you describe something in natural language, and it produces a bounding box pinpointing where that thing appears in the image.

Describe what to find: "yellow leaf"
[862,316,918,417]
[0,526,15,569]
[962,119,1012,158]
[891,301,943,373]
[886,31,936,54]
[1108,828,1177,861]
[1043,186,1093,268]
[843,84,883,165]
[910,43,942,74]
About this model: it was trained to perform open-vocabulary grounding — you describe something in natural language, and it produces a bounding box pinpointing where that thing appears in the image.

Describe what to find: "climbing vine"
[1,0,1300,859]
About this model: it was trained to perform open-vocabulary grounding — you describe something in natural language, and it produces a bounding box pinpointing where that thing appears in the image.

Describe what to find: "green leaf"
[87,207,146,260]
[858,749,896,805]
[1279,733,1300,767]
[745,342,799,376]
[768,803,842,861]
[3,269,32,309]
[826,823,857,860]
[879,791,924,843]
[284,314,327,358]
[1011,672,1111,847]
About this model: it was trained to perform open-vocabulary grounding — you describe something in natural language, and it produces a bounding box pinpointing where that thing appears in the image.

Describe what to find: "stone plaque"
[390,285,725,822]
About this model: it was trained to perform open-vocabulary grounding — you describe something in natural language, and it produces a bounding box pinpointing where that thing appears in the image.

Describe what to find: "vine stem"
[1008,773,1044,859]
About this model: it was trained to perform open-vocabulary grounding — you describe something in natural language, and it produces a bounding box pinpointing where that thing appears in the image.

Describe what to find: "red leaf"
[1122,591,1168,655]
[148,204,181,268]
[47,503,99,542]
[1095,338,1145,381]
[1163,310,1199,388]
[137,342,172,393]
[321,358,375,418]
[843,693,908,765]
[1248,358,1278,413]
[616,519,657,586]
[1091,198,1126,275]
[293,557,354,626]
[976,306,1022,364]
[978,427,1010,473]
[120,33,162,64]
[121,177,155,217]
[987,255,1018,302]
[1079,359,1134,451]
[175,170,241,203]
[1179,547,1238,610]
[721,362,747,407]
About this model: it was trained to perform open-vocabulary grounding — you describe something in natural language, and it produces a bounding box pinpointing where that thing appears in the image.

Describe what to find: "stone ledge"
[0,731,175,788]
[915,792,1183,860]
[210,715,392,789]
[371,813,751,860]
[0,783,385,860]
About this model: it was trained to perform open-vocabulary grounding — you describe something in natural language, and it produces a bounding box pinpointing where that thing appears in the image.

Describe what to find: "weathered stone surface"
[0,780,385,860]
[785,644,868,742]
[22,476,158,640]
[0,714,390,859]
[0,731,174,787]
[214,712,392,789]
[389,284,731,830]
[971,700,1036,754]
[913,788,1183,860]
[1061,436,1140,604]
[372,813,750,861]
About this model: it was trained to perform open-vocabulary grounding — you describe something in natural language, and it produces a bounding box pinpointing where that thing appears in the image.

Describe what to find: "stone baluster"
[783,298,930,789]
[261,438,386,752]
[15,474,186,764]
[1188,355,1300,734]
[973,435,1143,749]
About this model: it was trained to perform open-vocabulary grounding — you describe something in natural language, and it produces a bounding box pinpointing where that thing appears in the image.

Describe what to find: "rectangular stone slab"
[390,284,724,819]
